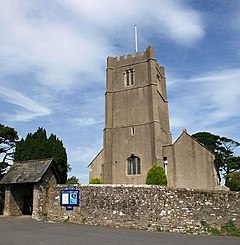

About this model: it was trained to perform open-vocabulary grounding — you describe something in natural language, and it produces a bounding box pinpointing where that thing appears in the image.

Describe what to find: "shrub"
[145,165,167,186]
[89,178,103,184]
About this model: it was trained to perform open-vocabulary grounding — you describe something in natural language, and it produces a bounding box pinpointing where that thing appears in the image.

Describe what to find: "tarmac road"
[0,216,239,245]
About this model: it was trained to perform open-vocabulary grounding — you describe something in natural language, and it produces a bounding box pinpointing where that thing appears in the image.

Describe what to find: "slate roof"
[0,158,59,184]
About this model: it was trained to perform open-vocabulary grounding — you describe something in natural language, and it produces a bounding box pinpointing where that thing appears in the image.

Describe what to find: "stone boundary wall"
[37,185,240,235]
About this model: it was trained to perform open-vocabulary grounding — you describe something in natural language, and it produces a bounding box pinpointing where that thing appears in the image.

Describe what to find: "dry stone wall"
[37,185,240,235]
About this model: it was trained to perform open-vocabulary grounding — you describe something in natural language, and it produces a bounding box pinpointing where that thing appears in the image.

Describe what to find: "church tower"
[103,46,172,184]
[89,45,218,190]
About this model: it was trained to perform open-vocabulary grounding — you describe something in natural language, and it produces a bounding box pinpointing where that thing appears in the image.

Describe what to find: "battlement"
[107,45,157,68]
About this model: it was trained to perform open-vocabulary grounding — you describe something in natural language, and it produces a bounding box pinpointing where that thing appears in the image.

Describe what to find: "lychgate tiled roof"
[0,158,57,184]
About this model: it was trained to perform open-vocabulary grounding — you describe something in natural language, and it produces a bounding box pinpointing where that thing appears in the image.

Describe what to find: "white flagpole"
[135,25,138,53]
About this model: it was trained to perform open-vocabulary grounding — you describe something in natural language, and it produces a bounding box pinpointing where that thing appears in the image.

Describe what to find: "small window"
[124,69,135,87]
[127,156,141,175]
[163,157,168,171]
[157,74,161,91]
[130,127,135,136]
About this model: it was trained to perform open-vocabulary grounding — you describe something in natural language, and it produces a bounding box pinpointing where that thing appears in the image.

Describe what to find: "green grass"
[156,226,162,232]
[221,221,240,237]
[201,220,240,237]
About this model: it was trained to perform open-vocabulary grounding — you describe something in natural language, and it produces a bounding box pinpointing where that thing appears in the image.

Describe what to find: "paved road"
[0,216,239,245]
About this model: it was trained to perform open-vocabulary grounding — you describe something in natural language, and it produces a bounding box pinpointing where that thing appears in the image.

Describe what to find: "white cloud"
[64,0,204,46]
[190,69,240,117]
[0,85,52,121]
[0,1,108,90]
[71,117,103,127]
[150,0,204,45]
[169,68,240,138]
[0,0,205,91]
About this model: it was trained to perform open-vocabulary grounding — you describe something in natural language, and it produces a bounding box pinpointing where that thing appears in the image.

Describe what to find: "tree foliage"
[192,132,240,185]
[14,127,69,183]
[89,178,103,184]
[0,124,19,175]
[227,172,240,191]
[145,165,167,186]
[66,176,79,184]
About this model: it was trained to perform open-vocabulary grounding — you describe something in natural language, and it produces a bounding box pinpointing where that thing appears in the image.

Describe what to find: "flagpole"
[135,25,138,53]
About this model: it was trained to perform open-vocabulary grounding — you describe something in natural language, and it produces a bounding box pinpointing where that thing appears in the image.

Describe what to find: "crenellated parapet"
[107,45,160,68]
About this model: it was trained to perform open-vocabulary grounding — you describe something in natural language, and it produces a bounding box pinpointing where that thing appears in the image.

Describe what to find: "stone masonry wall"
[32,168,57,220]
[38,185,240,235]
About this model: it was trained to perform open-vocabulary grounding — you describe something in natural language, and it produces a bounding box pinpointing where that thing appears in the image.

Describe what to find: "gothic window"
[127,156,141,175]
[124,69,135,87]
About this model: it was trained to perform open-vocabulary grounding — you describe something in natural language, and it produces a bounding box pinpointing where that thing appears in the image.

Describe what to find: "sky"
[0,0,240,183]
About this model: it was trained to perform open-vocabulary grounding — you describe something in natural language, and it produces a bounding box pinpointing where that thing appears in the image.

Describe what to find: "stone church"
[88,46,219,190]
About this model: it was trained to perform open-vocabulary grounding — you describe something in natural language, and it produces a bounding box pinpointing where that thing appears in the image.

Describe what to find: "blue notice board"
[60,187,80,207]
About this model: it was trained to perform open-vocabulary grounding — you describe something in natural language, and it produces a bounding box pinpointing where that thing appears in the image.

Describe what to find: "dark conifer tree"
[14,128,69,183]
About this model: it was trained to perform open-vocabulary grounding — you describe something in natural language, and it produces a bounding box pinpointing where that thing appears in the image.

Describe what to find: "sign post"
[60,186,80,210]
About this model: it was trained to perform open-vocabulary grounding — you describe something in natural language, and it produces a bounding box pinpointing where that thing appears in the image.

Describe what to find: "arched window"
[126,70,130,86]
[124,69,135,87]
[127,156,141,175]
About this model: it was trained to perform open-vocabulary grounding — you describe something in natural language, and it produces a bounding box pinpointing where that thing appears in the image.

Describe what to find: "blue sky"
[0,0,240,183]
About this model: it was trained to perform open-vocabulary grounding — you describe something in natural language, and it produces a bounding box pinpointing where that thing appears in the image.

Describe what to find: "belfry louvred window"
[124,69,135,87]
[127,156,141,175]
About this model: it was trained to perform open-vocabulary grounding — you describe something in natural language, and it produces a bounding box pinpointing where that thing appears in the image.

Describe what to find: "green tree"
[0,124,18,214]
[14,127,70,183]
[227,172,240,191]
[89,178,103,184]
[145,165,167,186]
[192,132,240,185]
[0,124,19,175]
[66,176,79,184]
